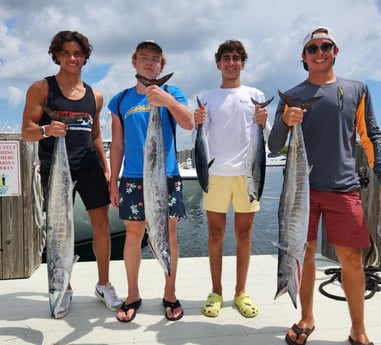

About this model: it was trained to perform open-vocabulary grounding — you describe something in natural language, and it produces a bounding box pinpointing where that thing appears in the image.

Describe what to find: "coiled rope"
[318,236,381,301]
[318,167,381,300]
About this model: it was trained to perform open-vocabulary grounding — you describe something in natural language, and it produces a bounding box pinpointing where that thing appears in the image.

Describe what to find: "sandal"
[162,298,184,321]
[285,323,315,345]
[234,293,258,318]
[348,335,374,345]
[202,292,223,317]
[116,299,142,322]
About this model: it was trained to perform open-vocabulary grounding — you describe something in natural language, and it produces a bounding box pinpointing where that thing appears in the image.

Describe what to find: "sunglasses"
[305,42,335,55]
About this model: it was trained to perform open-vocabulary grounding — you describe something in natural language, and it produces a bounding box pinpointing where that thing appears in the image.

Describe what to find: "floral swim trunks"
[118,175,186,221]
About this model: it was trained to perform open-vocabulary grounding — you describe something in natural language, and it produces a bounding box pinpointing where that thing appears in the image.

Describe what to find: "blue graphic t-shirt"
[108,85,187,178]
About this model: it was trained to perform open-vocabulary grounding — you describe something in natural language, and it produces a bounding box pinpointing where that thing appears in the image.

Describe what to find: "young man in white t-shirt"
[194,39,271,319]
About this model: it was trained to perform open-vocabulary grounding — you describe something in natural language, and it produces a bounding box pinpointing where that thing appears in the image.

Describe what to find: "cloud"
[1,0,381,149]
[6,86,22,108]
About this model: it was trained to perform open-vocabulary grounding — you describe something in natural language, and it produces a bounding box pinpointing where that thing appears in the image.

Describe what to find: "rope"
[318,167,381,300]
[318,236,381,301]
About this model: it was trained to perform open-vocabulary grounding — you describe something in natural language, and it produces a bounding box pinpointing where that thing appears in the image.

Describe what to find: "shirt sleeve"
[268,100,290,153]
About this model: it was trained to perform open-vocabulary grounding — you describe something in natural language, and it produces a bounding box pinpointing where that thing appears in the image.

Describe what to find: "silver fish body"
[143,104,171,276]
[245,124,266,202]
[195,123,214,193]
[136,73,174,277]
[41,103,83,317]
[245,97,274,202]
[194,96,214,193]
[274,124,310,308]
[46,136,78,317]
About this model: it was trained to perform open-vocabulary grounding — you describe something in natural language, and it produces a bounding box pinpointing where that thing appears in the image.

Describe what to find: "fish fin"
[308,165,313,175]
[288,289,298,309]
[301,96,324,108]
[147,238,171,276]
[251,96,274,108]
[208,158,215,169]
[271,240,279,248]
[274,283,288,300]
[73,255,80,264]
[135,72,173,87]
[270,240,278,248]
[278,91,297,107]
[278,90,323,109]
[272,241,289,252]
[40,103,85,124]
[196,96,206,108]
[196,96,202,107]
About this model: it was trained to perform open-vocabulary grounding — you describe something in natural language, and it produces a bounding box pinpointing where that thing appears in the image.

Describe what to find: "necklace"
[55,75,85,99]
[60,84,85,99]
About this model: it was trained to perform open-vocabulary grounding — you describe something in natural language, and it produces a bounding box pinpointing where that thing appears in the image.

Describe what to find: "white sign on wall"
[0,141,21,197]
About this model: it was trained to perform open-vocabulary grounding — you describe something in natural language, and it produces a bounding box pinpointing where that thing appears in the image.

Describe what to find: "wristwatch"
[40,125,50,138]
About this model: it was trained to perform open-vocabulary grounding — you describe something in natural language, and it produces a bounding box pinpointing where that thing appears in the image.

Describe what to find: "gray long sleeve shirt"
[268,77,381,192]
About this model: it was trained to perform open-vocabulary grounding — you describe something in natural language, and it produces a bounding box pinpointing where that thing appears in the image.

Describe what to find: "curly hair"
[215,39,248,62]
[48,31,92,65]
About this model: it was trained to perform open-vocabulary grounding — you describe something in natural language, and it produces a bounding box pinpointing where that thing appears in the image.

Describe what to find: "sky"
[1,0,381,150]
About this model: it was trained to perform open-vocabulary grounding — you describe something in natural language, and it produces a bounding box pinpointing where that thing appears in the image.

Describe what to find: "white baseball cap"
[302,27,337,49]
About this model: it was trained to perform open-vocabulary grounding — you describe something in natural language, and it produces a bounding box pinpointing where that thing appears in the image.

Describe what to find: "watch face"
[40,127,45,136]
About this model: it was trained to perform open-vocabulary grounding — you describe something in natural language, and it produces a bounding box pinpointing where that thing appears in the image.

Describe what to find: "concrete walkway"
[0,255,380,345]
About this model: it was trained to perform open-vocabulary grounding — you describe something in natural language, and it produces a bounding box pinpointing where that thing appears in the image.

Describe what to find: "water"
[71,167,284,261]
[167,166,284,259]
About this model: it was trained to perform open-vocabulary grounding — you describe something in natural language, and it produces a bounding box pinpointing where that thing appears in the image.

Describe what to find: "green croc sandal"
[202,292,223,317]
[234,293,258,318]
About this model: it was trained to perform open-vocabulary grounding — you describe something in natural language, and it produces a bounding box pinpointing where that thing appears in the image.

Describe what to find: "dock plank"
[0,255,380,345]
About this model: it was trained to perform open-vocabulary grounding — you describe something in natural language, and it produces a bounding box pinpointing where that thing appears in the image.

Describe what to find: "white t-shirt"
[199,85,271,176]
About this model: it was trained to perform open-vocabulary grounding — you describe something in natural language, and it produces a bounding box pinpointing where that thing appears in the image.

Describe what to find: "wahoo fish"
[194,96,214,193]
[274,91,322,308]
[136,73,173,276]
[245,96,274,202]
[41,103,81,318]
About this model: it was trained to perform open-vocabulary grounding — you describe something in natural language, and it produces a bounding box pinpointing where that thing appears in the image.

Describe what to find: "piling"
[0,133,43,279]
[321,143,381,265]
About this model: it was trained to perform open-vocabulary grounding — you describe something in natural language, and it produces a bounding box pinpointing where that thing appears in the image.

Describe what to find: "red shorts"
[308,189,371,248]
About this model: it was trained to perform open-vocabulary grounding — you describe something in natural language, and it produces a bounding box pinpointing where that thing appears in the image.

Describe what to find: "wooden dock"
[0,255,380,345]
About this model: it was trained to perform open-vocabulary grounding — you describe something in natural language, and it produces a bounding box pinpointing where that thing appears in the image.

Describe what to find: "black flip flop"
[348,335,374,345]
[162,298,184,321]
[285,323,315,345]
[116,299,142,322]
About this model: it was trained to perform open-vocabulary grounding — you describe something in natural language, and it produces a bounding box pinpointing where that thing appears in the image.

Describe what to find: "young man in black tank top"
[21,31,122,318]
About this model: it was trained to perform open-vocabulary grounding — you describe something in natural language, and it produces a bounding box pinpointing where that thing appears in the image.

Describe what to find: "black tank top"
[38,76,99,173]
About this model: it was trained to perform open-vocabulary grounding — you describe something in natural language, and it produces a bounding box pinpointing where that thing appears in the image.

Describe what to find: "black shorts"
[118,175,186,221]
[40,163,110,211]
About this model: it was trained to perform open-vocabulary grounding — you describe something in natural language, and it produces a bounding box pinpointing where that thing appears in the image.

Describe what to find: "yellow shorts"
[203,175,260,213]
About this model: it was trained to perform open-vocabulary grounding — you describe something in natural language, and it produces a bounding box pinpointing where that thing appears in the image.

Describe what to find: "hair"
[215,39,248,62]
[131,43,167,67]
[48,31,92,65]
[302,28,336,71]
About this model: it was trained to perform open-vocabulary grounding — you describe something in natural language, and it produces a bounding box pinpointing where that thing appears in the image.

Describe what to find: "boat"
[71,149,201,259]
[266,151,286,166]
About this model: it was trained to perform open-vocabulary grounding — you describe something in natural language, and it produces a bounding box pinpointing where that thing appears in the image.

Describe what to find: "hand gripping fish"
[274,91,322,308]
[194,96,215,193]
[40,103,82,318]
[245,96,274,202]
[136,72,173,276]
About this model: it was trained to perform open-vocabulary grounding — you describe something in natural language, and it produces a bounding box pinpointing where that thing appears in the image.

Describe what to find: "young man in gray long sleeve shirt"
[268,27,381,345]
